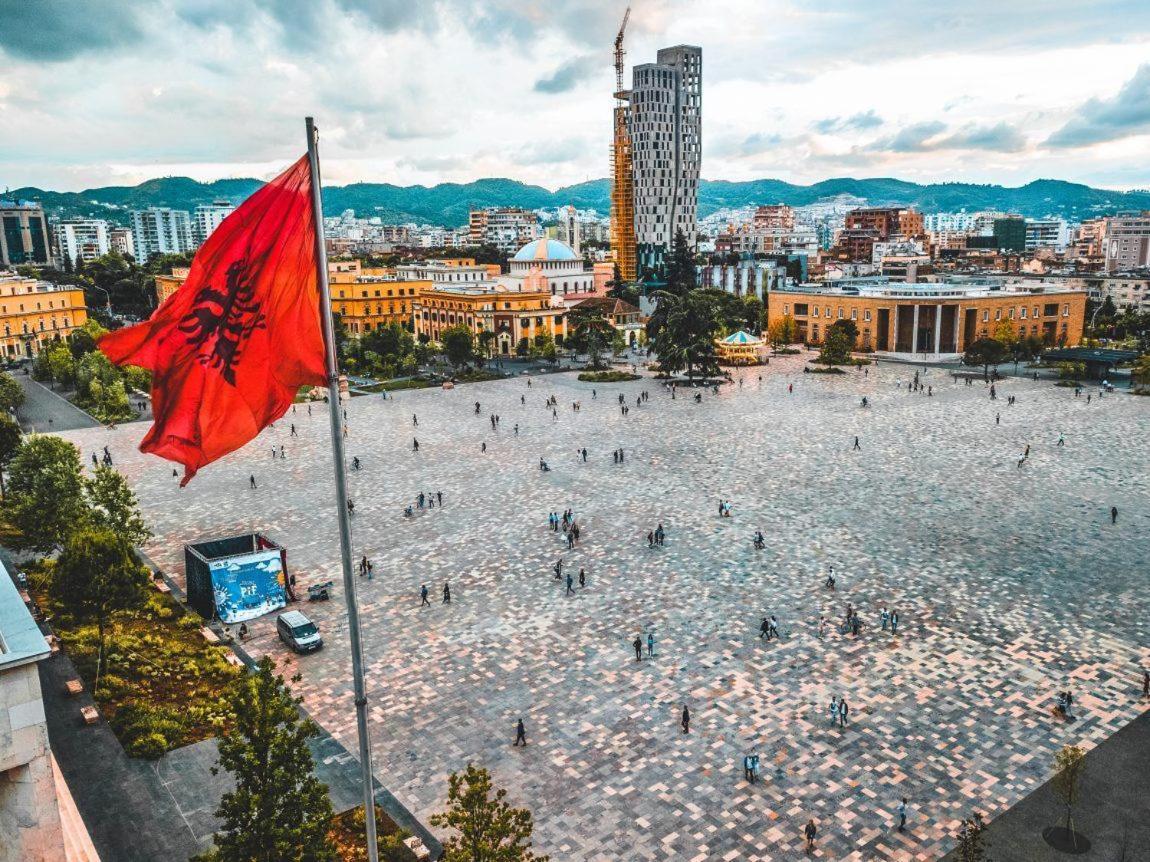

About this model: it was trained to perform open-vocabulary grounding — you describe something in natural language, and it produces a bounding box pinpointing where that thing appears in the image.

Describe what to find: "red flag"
[99,155,326,484]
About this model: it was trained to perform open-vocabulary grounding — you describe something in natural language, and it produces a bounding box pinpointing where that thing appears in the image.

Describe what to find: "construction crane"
[614,6,630,98]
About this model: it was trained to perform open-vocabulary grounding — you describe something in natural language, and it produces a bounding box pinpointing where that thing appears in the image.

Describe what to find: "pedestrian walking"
[442,582,451,603]
[1111,505,1118,525]
[566,573,574,595]
[249,474,257,489]
[897,797,908,832]
[633,636,643,661]
[514,718,527,746]
[647,631,655,657]
[890,610,899,634]
[420,584,430,607]
[853,436,861,450]
[579,568,586,588]
[681,705,690,734]
[804,819,817,853]
[839,697,849,727]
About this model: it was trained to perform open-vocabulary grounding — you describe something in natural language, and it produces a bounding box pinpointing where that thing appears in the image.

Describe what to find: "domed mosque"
[504,238,599,298]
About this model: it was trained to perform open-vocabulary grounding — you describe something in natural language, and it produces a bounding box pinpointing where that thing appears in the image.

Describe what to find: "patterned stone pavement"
[62,354,1150,861]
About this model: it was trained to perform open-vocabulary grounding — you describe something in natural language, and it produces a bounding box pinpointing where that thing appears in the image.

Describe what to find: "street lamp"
[88,285,112,315]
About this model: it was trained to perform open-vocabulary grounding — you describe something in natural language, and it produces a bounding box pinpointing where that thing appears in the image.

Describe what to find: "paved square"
[63,355,1150,860]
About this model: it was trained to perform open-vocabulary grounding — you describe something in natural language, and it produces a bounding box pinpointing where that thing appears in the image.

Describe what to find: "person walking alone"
[514,718,527,746]
[681,705,690,734]
[897,797,908,833]
[420,584,430,607]
[804,819,817,854]
[442,582,451,604]
[633,636,643,661]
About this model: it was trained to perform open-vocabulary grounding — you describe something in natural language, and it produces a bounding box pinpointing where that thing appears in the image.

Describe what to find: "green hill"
[7,175,1149,227]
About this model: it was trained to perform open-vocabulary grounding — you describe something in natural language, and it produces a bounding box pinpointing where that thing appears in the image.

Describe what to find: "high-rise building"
[992,217,1027,252]
[130,207,193,262]
[53,219,110,266]
[1101,212,1150,273]
[0,201,52,267]
[629,45,702,276]
[192,201,236,246]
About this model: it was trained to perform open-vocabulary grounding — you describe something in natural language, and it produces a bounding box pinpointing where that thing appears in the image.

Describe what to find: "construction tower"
[609,7,637,282]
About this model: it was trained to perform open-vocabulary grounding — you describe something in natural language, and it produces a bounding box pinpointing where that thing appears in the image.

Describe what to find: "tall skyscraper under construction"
[611,13,701,281]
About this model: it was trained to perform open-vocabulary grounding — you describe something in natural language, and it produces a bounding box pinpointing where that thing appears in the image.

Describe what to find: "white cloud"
[2,0,1150,190]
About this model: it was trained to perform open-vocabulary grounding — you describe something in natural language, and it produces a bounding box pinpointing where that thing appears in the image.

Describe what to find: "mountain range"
[8,175,1150,227]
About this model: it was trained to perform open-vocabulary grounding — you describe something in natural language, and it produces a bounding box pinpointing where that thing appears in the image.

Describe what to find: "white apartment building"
[192,201,236,246]
[697,258,784,302]
[924,212,978,233]
[130,207,193,262]
[1101,212,1150,273]
[1024,219,1071,251]
[53,219,110,266]
[629,44,702,274]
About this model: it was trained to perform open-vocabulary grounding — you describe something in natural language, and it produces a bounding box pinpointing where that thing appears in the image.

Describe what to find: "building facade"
[329,260,427,334]
[109,227,134,257]
[53,220,110,267]
[629,45,702,276]
[765,279,1086,356]
[413,284,568,355]
[500,239,597,298]
[0,273,89,357]
[467,208,540,254]
[130,208,194,263]
[192,202,236,246]
[154,266,190,305]
[1101,212,1150,273]
[0,202,52,267]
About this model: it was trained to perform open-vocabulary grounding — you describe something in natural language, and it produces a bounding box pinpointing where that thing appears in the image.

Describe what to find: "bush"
[772,347,801,355]
[807,365,846,374]
[578,370,640,382]
[126,732,169,760]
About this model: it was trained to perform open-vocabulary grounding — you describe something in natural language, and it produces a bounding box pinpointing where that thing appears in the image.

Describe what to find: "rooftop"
[781,278,1084,299]
[0,556,50,671]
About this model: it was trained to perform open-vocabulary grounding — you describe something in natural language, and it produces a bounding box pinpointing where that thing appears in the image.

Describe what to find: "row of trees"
[20,250,193,320]
[32,319,149,422]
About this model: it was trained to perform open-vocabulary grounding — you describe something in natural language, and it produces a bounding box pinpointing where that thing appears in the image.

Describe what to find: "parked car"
[276,610,323,653]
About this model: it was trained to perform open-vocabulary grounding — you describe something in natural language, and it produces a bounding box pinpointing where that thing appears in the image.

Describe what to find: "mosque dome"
[511,238,578,262]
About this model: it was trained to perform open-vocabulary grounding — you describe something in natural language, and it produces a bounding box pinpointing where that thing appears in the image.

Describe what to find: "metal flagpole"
[305,116,380,862]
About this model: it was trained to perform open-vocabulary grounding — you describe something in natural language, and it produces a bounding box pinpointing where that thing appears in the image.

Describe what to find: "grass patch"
[329,805,419,862]
[578,370,641,383]
[32,563,240,758]
[454,367,506,383]
[771,347,801,355]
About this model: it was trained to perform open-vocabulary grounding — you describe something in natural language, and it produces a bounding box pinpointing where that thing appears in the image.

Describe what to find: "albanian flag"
[99,155,327,484]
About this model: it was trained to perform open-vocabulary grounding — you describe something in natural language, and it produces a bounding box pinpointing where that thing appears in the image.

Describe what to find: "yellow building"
[414,284,568,355]
[155,266,190,305]
[329,260,426,334]
[0,272,89,358]
[766,279,1087,355]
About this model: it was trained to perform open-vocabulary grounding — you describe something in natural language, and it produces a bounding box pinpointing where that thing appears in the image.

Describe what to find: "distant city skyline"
[4,1,1150,192]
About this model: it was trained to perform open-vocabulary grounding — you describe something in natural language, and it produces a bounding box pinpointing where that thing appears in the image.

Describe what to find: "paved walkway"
[59,358,1150,861]
[12,372,99,433]
[941,708,1150,860]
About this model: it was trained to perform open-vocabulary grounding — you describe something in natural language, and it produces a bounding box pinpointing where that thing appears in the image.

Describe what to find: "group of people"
[646,524,666,547]
[419,582,451,606]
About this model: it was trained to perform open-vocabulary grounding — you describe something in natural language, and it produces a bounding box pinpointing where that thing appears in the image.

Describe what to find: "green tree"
[649,290,722,380]
[963,338,1010,379]
[567,304,615,369]
[1052,744,1086,847]
[46,343,78,388]
[818,327,853,365]
[69,318,109,361]
[516,337,529,357]
[0,371,25,414]
[85,465,152,547]
[477,329,496,359]
[954,812,990,862]
[829,318,858,345]
[3,435,88,551]
[992,319,1018,347]
[430,763,548,862]
[742,295,765,333]
[440,324,476,369]
[664,229,697,297]
[767,316,797,349]
[0,413,22,498]
[198,658,336,862]
[534,332,558,365]
[53,527,149,684]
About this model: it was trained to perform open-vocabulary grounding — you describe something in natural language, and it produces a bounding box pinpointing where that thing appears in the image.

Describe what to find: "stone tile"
[60,357,1150,860]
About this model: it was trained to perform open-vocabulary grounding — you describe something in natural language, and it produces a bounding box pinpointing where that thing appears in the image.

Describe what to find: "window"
[982,309,989,322]
[1062,304,1069,317]
[812,307,819,318]
[1020,307,1027,319]
[851,309,857,320]
[863,310,871,322]
[794,303,808,316]
[783,304,789,315]
[1008,308,1014,319]
[837,308,844,319]
[994,309,1001,320]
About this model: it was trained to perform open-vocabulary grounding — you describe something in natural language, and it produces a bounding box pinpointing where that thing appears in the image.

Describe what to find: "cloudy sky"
[3,0,1150,192]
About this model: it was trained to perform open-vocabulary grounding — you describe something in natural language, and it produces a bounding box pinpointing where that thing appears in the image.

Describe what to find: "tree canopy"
[430,763,549,862]
[963,338,1010,376]
[648,290,722,380]
[198,658,336,862]
[3,435,88,551]
[440,324,476,369]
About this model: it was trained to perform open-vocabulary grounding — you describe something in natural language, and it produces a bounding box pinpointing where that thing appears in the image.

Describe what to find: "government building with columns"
[765,278,1087,358]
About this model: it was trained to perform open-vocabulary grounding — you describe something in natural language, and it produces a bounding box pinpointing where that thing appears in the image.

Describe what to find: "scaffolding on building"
[609,7,637,282]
